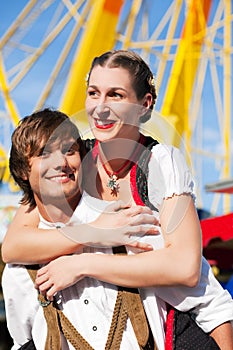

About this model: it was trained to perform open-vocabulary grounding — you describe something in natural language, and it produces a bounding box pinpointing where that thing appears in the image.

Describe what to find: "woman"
[2,50,233,349]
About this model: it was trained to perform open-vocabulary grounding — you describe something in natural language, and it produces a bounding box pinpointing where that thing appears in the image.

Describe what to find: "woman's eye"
[111,92,123,98]
[87,89,98,97]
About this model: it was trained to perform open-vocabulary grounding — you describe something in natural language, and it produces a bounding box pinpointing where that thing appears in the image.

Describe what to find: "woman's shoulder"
[151,142,180,155]
[150,143,187,167]
[148,143,195,201]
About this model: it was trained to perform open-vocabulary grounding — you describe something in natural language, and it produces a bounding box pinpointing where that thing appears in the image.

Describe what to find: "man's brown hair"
[10,108,85,208]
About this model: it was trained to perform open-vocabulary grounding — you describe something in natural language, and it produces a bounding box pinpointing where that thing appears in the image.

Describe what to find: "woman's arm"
[36,193,202,296]
[210,323,233,350]
[2,202,158,264]
[1,204,83,264]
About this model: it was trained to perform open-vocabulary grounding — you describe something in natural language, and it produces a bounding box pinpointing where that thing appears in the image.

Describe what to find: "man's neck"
[36,197,80,224]
[38,205,72,224]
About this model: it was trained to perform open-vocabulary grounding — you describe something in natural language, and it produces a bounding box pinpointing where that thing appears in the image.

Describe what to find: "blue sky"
[0,0,232,216]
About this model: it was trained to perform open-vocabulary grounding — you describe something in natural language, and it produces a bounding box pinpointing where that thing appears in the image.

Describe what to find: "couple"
[2,50,233,349]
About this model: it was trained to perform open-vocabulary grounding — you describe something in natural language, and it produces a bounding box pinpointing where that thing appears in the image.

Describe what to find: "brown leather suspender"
[27,257,157,350]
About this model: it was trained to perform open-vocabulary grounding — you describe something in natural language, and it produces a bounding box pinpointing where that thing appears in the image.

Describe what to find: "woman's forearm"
[2,225,82,264]
[2,204,82,264]
[85,198,202,288]
[37,246,200,300]
[2,203,158,264]
[84,247,199,288]
[0,201,104,264]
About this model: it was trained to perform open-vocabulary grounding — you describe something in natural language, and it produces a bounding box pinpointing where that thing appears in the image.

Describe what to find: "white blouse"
[148,144,195,209]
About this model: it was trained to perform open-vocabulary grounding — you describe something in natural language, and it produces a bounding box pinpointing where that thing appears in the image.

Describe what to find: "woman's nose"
[95,102,110,115]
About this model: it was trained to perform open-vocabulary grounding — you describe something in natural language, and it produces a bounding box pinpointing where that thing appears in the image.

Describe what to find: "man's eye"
[41,150,51,157]
[37,148,49,157]
[63,146,77,155]
[66,149,74,155]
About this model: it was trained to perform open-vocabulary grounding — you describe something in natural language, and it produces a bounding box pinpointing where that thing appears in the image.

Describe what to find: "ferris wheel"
[0,0,232,215]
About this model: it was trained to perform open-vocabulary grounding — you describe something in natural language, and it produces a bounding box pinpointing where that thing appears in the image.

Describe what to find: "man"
[3,108,87,349]
[2,108,158,349]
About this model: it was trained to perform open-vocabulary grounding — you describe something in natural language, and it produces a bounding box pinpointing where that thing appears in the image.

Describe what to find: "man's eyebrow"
[62,140,80,148]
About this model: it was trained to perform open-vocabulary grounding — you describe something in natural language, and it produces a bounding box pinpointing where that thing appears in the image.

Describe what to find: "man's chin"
[41,191,77,202]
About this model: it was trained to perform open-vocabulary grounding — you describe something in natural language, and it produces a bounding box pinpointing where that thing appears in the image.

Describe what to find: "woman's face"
[85,65,151,142]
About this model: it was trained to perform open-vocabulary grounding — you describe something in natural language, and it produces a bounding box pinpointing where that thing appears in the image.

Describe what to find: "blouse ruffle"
[147,144,195,210]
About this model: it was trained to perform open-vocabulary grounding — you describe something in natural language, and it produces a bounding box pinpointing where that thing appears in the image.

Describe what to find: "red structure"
[201,180,233,271]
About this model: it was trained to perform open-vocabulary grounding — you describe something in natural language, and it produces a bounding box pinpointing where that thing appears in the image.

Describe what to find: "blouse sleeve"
[147,144,195,209]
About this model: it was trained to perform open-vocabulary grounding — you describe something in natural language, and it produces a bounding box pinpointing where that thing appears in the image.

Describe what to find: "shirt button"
[92,326,97,331]
[84,299,89,304]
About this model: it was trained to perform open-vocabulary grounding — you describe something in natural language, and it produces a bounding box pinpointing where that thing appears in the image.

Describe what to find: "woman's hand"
[35,255,82,300]
[60,201,160,249]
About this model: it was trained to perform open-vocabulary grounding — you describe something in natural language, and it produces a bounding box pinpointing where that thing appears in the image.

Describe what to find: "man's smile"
[46,173,75,183]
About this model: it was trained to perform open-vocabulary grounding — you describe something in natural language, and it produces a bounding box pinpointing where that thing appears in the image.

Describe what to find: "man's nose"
[53,152,68,168]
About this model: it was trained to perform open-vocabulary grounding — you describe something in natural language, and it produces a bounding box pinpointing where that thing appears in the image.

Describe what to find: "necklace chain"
[97,135,145,196]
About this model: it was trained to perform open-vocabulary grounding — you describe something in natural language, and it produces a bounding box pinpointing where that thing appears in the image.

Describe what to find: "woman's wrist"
[79,252,108,281]
[77,253,95,279]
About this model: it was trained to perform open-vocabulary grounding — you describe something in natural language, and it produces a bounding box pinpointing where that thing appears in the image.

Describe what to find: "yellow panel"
[161,0,211,147]
[0,55,20,127]
[0,146,6,182]
[60,0,124,127]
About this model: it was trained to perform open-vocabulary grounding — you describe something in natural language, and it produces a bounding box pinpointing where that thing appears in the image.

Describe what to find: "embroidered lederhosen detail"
[112,246,157,350]
[27,263,157,349]
[27,266,128,350]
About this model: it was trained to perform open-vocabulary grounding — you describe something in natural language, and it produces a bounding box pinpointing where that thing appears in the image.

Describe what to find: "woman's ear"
[21,172,29,181]
[139,93,153,123]
[139,93,152,116]
[143,93,153,110]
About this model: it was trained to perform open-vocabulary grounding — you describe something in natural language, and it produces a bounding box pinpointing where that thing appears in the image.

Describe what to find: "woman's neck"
[98,133,142,173]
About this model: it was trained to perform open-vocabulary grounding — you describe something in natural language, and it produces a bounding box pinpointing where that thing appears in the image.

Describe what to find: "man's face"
[27,137,81,208]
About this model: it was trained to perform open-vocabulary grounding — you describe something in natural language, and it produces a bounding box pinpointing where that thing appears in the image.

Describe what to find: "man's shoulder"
[84,138,95,151]
[3,263,33,284]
